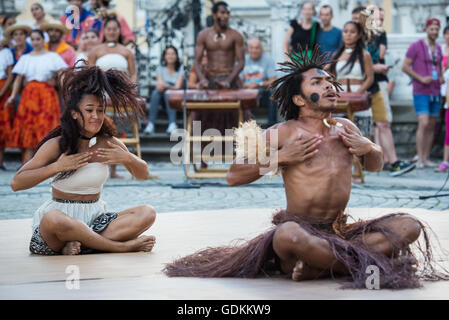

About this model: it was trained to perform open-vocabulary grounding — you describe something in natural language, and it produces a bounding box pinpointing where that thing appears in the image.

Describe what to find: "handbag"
[336,79,371,112]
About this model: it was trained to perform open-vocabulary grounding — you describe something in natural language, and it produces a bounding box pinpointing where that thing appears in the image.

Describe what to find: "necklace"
[213,33,226,42]
[80,134,97,148]
[344,48,353,54]
[299,116,342,128]
[107,42,116,47]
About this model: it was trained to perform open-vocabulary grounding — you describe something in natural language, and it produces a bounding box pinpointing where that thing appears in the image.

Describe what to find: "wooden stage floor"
[1,208,449,300]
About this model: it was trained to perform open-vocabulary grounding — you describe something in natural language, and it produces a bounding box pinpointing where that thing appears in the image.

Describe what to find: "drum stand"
[335,102,365,184]
[171,44,200,189]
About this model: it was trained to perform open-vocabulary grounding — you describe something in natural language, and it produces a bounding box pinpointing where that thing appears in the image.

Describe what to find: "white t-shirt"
[12,51,68,82]
[0,48,14,80]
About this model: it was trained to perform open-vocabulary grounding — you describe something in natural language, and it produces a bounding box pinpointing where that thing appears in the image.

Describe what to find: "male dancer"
[164,47,447,289]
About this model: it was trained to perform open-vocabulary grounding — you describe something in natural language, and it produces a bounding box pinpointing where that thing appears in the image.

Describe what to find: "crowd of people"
[0,0,447,178]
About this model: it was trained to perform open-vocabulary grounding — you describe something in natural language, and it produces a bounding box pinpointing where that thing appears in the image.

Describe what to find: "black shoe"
[382,162,392,171]
[389,161,416,177]
[0,165,6,171]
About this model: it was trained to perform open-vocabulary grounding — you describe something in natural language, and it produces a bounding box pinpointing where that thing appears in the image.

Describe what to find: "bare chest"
[204,33,235,51]
[302,136,352,170]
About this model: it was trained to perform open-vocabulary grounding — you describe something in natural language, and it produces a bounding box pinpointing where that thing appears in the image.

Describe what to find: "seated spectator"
[90,0,135,46]
[241,37,278,127]
[143,45,184,135]
[75,29,99,66]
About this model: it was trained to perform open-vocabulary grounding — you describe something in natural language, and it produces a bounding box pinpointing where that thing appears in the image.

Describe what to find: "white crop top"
[51,162,109,195]
[0,48,13,80]
[336,60,364,81]
[96,53,129,74]
[12,52,68,82]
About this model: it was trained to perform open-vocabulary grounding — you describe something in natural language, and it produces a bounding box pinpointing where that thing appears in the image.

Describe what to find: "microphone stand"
[172,39,200,189]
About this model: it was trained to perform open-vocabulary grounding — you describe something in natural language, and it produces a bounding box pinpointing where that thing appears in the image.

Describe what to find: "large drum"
[166,89,259,110]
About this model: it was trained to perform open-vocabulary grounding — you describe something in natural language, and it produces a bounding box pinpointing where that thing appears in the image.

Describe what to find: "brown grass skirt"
[163,210,449,289]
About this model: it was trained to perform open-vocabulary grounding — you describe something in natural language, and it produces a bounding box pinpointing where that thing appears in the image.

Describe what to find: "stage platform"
[1,208,448,300]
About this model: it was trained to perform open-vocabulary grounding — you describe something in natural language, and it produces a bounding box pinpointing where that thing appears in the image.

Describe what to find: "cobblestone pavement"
[1,159,448,220]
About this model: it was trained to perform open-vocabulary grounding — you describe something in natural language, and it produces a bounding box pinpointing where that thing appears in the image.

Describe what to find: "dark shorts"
[29,212,119,255]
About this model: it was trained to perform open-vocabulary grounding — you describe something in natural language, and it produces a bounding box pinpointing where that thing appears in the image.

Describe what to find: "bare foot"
[62,241,81,255]
[110,173,124,179]
[148,174,160,180]
[125,235,156,252]
[291,260,327,281]
[351,177,363,184]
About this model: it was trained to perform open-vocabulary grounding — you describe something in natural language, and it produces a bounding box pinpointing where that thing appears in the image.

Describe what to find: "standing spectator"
[330,21,374,138]
[6,29,67,164]
[402,18,443,168]
[329,21,374,183]
[351,6,365,23]
[0,47,14,170]
[364,7,416,176]
[90,0,135,46]
[436,26,449,172]
[143,45,183,135]
[317,5,342,60]
[60,0,101,47]
[41,21,77,67]
[283,1,320,59]
[30,3,50,43]
[241,37,278,127]
[0,14,17,48]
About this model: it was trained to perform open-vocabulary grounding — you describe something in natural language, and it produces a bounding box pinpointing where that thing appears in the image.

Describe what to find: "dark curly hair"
[270,45,342,121]
[37,64,144,180]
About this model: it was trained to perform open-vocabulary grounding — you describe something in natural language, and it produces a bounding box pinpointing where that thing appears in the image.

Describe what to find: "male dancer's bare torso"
[274,118,354,220]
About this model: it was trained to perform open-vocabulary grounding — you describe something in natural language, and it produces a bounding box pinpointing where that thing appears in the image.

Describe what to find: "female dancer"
[0,46,14,170]
[89,15,137,178]
[10,64,156,255]
[6,29,67,164]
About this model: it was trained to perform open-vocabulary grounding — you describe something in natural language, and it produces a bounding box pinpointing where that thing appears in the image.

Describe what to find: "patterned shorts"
[29,212,119,255]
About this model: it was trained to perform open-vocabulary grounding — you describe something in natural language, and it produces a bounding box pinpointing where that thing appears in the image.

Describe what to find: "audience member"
[283,1,319,59]
[241,37,278,127]
[317,5,342,61]
[402,18,443,168]
[143,45,183,135]
[41,21,77,67]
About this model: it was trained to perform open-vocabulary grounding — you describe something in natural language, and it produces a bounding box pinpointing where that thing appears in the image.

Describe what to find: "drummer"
[193,1,251,136]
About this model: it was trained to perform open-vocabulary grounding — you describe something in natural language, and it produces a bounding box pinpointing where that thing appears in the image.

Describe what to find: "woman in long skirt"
[6,29,68,164]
